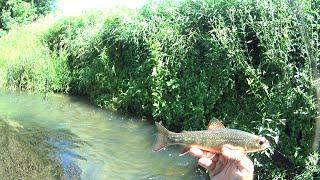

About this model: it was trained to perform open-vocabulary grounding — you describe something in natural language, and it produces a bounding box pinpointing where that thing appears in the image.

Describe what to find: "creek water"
[0,91,208,179]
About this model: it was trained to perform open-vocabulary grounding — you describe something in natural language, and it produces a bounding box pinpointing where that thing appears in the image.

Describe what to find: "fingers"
[190,145,254,179]
[189,147,218,170]
[238,157,254,174]
[221,146,254,173]
[221,146,245,160]
[198,157,213,168]
[190,146,254,179]
[189,147,215,158]
[189,147,204,158]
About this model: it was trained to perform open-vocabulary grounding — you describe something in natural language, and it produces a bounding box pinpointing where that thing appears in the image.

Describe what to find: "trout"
[153,121,270,154]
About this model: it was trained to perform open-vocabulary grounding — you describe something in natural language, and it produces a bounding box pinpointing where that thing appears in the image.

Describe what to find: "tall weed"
[4,0,320,178]
[0,15,70,93]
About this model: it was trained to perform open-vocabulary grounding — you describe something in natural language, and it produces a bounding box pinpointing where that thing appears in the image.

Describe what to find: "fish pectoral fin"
[207,118,225,130]
[179,146,191,156]
[223,144,246,153]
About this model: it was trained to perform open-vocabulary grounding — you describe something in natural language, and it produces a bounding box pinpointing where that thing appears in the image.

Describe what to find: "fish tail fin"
[153,122,171,151]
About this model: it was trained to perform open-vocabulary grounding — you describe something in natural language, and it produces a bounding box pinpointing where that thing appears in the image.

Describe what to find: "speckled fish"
[153,120,270,154]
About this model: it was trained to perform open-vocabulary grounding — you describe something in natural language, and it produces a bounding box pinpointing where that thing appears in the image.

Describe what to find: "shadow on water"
[0,118,85,179]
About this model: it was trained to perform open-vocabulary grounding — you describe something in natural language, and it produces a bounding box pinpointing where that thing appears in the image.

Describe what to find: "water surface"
[0,91,208,179]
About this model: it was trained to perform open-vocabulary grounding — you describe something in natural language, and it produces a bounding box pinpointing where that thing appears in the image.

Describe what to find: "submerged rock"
[0,118,84,179]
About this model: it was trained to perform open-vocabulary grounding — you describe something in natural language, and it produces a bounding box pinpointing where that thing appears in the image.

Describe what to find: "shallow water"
[0,91,208,179]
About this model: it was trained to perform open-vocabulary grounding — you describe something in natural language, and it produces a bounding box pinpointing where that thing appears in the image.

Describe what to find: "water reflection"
[0,91,208,179]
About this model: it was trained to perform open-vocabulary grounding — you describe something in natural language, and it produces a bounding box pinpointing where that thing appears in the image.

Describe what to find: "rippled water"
[0,91,208,179]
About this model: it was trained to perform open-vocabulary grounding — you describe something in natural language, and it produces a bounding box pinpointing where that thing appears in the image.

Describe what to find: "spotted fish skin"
[153,122,270,153]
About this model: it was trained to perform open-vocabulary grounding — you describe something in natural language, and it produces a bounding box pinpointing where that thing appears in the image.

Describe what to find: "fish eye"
[257,138,266,146]
[259,140,264,145]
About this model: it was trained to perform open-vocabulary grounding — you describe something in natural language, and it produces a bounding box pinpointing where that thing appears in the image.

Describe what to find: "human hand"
[190,146,254,180]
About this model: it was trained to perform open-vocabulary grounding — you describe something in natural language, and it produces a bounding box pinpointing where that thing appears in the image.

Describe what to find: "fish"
[153,120,270,154]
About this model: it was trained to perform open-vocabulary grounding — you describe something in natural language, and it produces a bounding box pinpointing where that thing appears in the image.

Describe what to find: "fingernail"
[199,157,212,167]
[190,148,203,156]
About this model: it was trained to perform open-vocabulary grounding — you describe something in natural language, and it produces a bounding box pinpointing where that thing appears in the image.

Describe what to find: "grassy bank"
[0,0,319,179]
[0,117,82,179]
[0,15,72,92]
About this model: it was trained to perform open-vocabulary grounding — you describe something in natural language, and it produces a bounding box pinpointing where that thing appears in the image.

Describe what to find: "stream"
[0,91,208,179]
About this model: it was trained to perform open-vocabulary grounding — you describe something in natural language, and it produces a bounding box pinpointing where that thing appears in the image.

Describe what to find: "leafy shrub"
[0,15,71,93]
[42,0,320,178]
[43,13,106,93]
[0,0,54,31]
[4,51,71,93]
[0,0,37,30]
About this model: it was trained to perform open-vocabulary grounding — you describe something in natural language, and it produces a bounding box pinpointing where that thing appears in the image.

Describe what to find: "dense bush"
[10,0,320,178]
[0,0,54,31]
[0,14,69,93]
[5,51,70,92]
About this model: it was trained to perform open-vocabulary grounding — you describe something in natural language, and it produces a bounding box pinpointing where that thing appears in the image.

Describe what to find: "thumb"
[221,146,254,172]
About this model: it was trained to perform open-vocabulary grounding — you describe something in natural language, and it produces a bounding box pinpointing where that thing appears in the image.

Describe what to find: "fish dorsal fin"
[207,119,225,130]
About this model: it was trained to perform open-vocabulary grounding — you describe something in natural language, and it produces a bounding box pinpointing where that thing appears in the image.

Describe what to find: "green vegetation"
[0,117,82,179]
[0,0,319,179]
[0,15,62,92]
[0,0,54,33]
